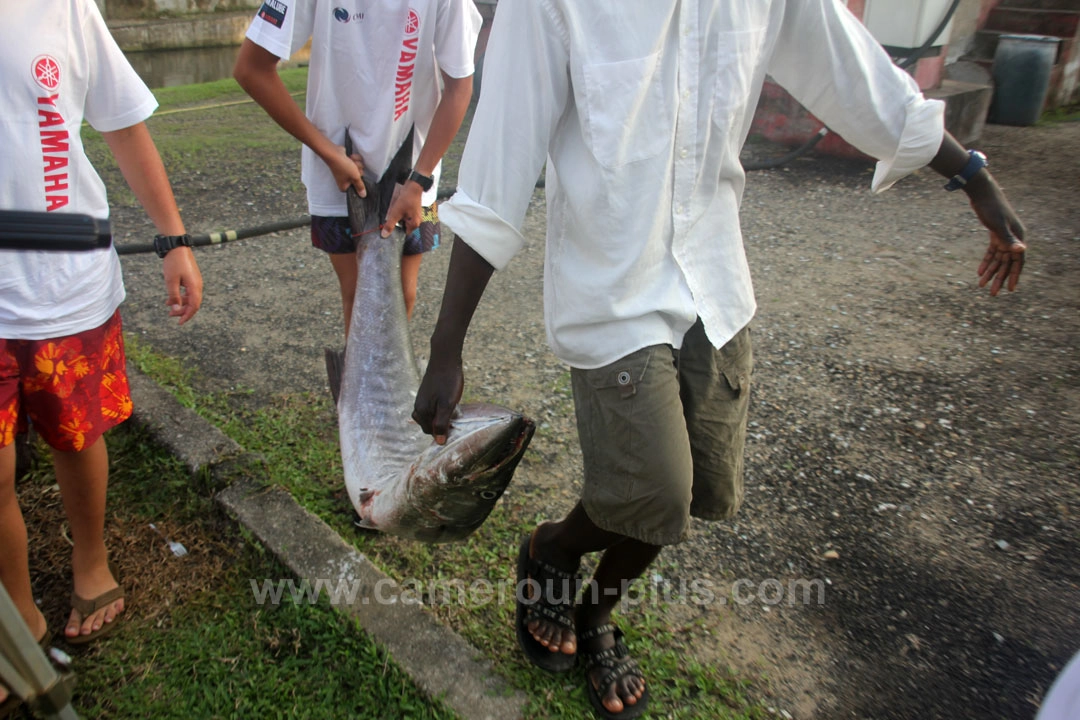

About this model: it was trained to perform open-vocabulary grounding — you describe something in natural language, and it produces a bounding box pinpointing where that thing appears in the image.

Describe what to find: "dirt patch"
[112,116,1080,719]
[19,437,239,656]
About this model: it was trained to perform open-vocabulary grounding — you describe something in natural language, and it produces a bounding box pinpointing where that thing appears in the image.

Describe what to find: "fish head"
[402,404,536,543]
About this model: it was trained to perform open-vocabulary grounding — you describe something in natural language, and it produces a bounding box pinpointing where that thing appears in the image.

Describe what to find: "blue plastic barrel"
[989,34,1060,126]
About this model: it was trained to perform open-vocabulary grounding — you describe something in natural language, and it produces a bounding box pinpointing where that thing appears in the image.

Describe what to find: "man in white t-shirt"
[411,0,1027,717]
[0,1,202,704]
[234,0,481,341]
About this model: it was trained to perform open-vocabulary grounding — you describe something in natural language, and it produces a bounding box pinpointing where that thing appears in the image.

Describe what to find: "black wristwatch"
[944,150,988,192]
[407,169,434,193]
[153,233,193,258]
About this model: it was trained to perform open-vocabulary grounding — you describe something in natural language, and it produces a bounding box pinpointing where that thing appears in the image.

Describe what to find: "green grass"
[137,67,309,111]
[75,546,457,720]
[22,420,456,720]
[79,68,309,206]
[1039,101,1080,125]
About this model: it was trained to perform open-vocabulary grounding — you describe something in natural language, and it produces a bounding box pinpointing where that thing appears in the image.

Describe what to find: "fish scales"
[336,130,535,543]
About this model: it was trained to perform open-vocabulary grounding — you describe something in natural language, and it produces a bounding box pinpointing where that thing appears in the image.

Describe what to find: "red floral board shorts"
[0,309,132,453]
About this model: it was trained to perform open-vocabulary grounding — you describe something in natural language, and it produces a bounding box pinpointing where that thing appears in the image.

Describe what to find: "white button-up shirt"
[440,0,945,369]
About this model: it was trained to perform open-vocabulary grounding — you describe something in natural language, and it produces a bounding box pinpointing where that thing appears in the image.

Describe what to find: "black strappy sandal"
[578,623,650,720]
[515,532,580,673]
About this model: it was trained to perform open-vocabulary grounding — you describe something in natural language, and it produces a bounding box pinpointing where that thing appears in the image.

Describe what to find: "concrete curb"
[126,362,527,720]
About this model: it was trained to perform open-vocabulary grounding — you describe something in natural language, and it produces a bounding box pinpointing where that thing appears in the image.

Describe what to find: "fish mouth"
[404,410,536,543]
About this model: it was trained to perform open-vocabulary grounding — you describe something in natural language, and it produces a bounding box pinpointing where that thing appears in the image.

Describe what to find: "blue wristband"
[944,150,988,192]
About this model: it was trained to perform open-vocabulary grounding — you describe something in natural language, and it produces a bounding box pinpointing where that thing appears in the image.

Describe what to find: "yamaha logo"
[405,9,419,35]
[32,55,61,91]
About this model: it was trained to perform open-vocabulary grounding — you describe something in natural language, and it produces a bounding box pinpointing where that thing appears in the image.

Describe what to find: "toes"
[66,597,125,637]
[104,597,125,624]
[527,619,575,654]
[603,687,625,714]
[594,670,644,713]
[624,675,645,701]
[526,619,552,648]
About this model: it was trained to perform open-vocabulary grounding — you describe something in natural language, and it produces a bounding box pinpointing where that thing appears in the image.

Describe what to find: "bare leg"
[53,436,124,640]
[329,252,359,339]
[0,443,48,704]
[530,503,658,713]
[401,253,422,320]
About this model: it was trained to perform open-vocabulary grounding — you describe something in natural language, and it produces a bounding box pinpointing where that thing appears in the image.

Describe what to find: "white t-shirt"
[245,0,481,216]
[0,0,158,340]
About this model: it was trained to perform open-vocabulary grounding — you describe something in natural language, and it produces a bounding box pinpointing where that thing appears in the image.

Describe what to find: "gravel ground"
[112,117,1079,719]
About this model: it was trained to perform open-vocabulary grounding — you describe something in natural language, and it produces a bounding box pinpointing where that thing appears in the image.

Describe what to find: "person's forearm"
[101,123,184,235]
[413,73,473,177]
[233,40,338,163]
[430,237,495,358]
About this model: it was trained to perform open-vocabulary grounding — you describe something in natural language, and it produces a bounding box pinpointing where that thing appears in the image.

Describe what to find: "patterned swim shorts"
[310,204,441,256]
[0,309,132,453]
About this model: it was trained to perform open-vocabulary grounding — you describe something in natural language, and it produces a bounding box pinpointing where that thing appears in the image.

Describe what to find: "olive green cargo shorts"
[571,322,752,546]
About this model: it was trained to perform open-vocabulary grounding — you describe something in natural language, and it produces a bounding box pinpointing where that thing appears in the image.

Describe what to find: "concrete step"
[984,8,1080,39]
[924,78,995,146]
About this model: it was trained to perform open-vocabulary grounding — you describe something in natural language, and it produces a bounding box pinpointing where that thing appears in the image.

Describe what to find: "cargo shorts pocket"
[572,346,690,504]
[716,326,753,399]
[680,325,753,520]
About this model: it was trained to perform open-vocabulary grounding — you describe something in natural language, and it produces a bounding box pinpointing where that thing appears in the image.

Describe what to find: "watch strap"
[407,169,434,193]
[944,150,988,192]
[153,233,193,258]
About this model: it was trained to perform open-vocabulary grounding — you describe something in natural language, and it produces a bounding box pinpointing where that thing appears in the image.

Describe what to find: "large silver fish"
[334,130,535,543]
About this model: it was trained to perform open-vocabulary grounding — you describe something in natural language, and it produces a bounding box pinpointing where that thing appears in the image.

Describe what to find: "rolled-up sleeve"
[439,189,526,270]
[768,0,944,193]
[440,0,571,266]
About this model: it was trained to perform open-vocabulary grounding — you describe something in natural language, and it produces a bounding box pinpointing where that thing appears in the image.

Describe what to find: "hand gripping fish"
[334,129,535,543]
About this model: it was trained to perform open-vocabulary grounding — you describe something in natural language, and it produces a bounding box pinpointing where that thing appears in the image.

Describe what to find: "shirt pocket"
[580,51,670,169]
[711,28,767,130]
